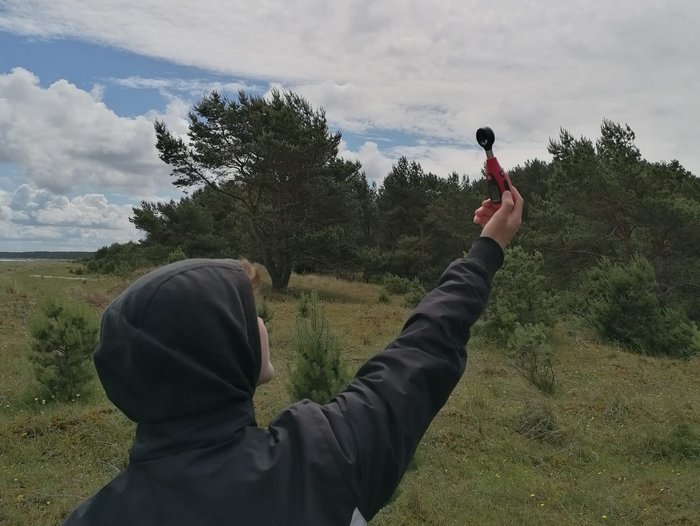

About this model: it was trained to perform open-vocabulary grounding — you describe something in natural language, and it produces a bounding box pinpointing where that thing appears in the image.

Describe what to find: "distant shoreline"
[0,252,93,261]
[0,258,73,262]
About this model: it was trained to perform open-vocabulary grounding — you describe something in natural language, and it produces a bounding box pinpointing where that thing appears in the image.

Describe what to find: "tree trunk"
[265,251,293,291]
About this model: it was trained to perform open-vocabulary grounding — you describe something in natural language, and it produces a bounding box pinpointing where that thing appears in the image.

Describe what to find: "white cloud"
[0,0,698,176]
[0,185,140,250]
[339,140,395,184]
[0,200,12,222]
[34,193,129,229]
[0,67,172,195]
[340,137,548,185]
[146,97,191,141]
[118,75,251,92]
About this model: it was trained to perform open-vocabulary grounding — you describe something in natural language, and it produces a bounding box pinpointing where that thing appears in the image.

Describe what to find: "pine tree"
[28,298,99,402]
[287,291,349,404]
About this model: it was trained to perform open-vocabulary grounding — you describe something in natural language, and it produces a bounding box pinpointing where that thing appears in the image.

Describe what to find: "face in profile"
[257,317,274,385]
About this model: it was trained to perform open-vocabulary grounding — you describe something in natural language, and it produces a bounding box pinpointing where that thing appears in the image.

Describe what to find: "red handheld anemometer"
[476,127,514,207]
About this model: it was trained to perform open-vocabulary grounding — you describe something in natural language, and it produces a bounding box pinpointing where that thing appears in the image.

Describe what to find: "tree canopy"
[115,107,700,325]
[153,89,365,290]
[516,120,700,319]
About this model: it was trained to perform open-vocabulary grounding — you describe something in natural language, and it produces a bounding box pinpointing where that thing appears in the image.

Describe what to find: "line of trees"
[86,89,700,329]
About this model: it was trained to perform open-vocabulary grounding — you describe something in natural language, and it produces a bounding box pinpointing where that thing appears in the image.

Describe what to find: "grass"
[1,260,699,525]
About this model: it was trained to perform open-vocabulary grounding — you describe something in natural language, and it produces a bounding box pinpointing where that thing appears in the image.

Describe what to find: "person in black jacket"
[63,188,523,526]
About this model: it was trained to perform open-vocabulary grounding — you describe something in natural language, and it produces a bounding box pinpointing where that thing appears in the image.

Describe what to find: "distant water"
[0,258,72,262]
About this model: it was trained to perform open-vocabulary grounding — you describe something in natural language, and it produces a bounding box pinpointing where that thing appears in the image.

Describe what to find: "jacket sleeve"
[320,237,503,521]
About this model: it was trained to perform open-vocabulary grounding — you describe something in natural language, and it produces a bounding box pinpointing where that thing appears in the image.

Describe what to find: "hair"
[237,259,262,292]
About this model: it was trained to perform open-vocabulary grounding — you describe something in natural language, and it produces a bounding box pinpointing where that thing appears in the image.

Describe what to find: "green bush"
[28,298,99,402]
[298,290,314,318]
[507,323,556,394]
[381,274,415,295]
[581,255,700,357]
[654,307,700,357]
[167,246,187,263]
[403,279,426,308]
[288,291,349,404]
[85,242,169,274]
[357,247,391,282]
[378,287,391,304]
[481,247,556,344]
[582,255,658,344]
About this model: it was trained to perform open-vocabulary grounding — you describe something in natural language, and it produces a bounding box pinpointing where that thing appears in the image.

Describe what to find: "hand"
[473,186,523,250]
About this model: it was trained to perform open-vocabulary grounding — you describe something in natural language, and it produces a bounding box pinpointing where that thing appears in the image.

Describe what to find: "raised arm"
[321,189,523,521]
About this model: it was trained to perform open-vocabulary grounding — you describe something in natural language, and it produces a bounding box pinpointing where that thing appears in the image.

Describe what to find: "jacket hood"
[94,259,261,435]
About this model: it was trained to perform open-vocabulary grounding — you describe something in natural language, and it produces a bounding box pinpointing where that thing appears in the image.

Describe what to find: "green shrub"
[582,255,658,344]
[298,290,315,318]
[378,287,391,304]
[507,323,556,394]
[167,246,187,263]
[28,298,99,402]
[381,274,415,295]
[288,291,349,404]
[654,307,700,358]
[357,247,391,282]
[581,255,700,357]
[403,279,426,308]
[481,247,556,345]
[85,242,168,274]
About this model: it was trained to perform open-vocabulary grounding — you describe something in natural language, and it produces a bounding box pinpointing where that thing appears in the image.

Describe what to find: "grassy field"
[1,261,698,525]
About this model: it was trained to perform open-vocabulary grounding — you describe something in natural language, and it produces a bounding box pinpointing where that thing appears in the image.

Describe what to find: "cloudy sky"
[1,1,698,251]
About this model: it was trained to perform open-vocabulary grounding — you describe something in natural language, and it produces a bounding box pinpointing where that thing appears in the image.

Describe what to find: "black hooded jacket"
[63,237,503,526]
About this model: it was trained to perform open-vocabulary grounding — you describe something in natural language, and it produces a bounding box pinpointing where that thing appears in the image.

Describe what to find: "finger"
[474,207,496,219]
[497,190,514,213]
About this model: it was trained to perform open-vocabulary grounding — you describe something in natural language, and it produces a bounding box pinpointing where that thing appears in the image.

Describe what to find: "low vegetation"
[1,260,698,525]
[580,255,700,358]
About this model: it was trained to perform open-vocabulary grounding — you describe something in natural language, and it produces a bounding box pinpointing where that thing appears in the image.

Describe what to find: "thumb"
[496,190,515,214]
